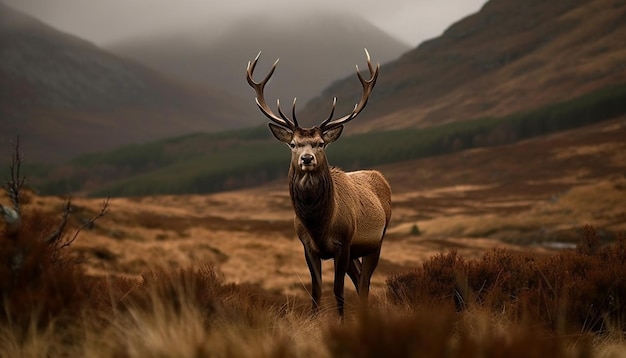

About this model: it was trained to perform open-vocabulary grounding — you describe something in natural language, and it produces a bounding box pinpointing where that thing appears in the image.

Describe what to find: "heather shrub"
[553,230,625,333]
[387,226,626,334]
[387,251,464,310]
[464,248,538,310]
[0,208,92,330]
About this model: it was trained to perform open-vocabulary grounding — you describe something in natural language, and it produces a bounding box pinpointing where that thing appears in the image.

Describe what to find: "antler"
[319,48,379,132]
[246,52,299,131]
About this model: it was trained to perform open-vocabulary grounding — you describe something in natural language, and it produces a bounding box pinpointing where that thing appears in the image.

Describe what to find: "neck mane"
[289,165,334,239]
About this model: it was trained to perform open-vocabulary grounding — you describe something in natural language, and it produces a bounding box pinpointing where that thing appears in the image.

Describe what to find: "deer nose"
[301,154,314,165]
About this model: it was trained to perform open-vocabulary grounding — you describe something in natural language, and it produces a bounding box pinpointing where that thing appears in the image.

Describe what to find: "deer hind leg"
[347,258,362,293]
[359,247,381,305]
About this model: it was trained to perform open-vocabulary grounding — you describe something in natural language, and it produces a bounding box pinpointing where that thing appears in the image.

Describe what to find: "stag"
[246,50,391,317]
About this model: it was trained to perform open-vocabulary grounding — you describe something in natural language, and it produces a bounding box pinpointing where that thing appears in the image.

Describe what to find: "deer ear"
[268,123,293,143]
[322,125,343,144]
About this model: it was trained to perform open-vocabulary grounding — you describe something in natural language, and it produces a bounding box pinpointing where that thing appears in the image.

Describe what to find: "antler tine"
[291,98,300,128]
[320,97,337,126]
[246,52,297,130]
[364,48,375,75]
[320,48,379,131]
[276,98,299,128]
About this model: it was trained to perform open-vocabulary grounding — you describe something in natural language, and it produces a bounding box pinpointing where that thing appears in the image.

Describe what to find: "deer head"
[246,49,379,172]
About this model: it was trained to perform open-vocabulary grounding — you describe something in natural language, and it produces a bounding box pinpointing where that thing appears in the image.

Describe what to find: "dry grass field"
[51,116,625,291]
[1,117,625,356]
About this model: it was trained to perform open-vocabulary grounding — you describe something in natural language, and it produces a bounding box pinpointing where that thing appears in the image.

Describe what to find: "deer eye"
[317,142,325,148]
[288,142,296,149]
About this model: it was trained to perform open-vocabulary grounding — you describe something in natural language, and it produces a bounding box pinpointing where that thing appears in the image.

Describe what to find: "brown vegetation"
[388,226,626,334]
[1,201,624,356]
[1,116,625,356]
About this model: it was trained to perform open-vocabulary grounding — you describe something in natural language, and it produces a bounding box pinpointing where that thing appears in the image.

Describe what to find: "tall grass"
[2,209,625,357]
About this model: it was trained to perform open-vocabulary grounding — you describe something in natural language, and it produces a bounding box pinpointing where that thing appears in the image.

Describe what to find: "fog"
[3,0,486,45]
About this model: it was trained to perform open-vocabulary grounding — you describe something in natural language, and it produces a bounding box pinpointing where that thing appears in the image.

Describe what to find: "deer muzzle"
[299,153,317,170]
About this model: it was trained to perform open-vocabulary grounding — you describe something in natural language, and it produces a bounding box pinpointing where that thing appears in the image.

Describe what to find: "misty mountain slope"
[304,0,626,132]
[0,3,257,163]
[106,11,410,125]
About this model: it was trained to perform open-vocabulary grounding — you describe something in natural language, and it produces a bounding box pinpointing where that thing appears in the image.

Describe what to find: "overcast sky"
[4,0,487,46]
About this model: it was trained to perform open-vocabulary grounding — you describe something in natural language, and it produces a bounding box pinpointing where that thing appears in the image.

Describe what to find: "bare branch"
[5,136,26,215]
[45,199,72,245]
[58,197,110,250]
[2,137,25,236]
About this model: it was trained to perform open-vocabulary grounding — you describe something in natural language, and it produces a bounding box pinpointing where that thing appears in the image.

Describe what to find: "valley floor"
[19,116,623,300]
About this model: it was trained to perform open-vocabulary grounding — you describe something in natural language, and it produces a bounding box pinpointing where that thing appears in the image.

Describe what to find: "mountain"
[10,0,626,197]
[304,0,626,132]
[106,11,411,124]
[0,3,257,164]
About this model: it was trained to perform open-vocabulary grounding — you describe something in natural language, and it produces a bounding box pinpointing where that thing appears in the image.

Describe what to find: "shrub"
[410,224,421,236]
[387,251,464,310]
[386,226,626,334]
[0,139,108,333]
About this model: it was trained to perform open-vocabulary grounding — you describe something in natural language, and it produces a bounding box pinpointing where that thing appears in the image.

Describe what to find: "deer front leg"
[334,243,351,318]
[304,248,322,313]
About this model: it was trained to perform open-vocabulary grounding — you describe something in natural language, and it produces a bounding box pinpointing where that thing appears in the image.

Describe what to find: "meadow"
[1,116,625,356]
[1,197,625,357]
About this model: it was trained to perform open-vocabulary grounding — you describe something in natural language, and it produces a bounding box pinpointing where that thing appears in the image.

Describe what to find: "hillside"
[28,82,626,197]
[304,0,626,131]
[106,11,411,120]
[0,3,257,164]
